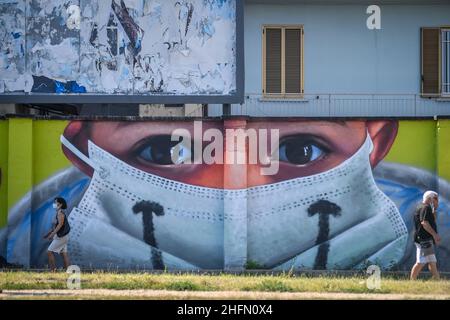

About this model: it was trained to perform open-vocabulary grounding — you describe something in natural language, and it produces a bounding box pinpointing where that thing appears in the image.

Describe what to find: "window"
[443,29,450,95]
[263,25,303,97]
[421,27,450,97]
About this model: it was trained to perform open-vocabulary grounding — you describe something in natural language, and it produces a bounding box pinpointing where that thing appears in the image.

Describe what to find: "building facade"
[209,0,450,117]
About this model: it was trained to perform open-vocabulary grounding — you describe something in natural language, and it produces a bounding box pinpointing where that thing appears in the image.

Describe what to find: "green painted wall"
[437,120,450,182]
[32,120,71,187]
[7,118,33,212]
[0,118,70,229]
[384,120,436,173]
[0,120,8,228]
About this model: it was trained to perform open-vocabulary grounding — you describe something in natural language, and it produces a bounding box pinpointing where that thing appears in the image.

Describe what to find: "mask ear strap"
[366,130,374,154]
[60,135,99,171]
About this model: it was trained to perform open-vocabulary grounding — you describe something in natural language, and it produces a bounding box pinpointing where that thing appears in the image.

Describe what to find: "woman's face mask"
[52,203,58,209]
[60,133,407,270]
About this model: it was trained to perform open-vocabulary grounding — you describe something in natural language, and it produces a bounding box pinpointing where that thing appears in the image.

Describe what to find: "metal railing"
[209,93,450,117]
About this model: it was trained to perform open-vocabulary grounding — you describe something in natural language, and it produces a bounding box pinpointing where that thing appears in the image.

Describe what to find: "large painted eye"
[136,135,192,165]
[278,136,328,165]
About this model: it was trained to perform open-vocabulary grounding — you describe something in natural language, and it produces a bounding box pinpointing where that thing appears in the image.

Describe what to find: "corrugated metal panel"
[328,95,414,117]
[212,94,450,117]
[207,104,224,117]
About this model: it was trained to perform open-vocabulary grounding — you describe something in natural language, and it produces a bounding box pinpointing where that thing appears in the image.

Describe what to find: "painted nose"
[223,119,276,189]
[223,119,248,189]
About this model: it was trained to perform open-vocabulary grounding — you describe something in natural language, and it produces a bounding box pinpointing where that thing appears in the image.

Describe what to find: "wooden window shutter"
[421,28,440,97]
[265,28,282,94]
[285,29,302,94]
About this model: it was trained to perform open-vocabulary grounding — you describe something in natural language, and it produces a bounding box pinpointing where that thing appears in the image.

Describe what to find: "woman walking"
[44,197,71,271]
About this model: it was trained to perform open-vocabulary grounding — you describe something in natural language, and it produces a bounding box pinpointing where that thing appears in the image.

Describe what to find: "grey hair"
[423,190,438,203]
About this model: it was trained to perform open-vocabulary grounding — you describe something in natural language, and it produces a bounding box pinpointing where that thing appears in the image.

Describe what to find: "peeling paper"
[0,0,237,95]
[66,4,81,30]
[0,0,26,92]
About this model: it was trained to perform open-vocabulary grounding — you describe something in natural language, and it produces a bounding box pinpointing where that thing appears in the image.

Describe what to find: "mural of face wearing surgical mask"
[3,119,450,271]
[58,119,409,271]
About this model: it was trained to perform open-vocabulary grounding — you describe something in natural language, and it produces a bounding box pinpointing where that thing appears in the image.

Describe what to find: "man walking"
[410,191,441,280]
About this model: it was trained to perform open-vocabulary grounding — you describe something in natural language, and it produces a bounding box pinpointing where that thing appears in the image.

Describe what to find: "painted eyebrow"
[309,120,348,128]
[328,120,348,127]
[113,122,174,134]
[115,121,144,129]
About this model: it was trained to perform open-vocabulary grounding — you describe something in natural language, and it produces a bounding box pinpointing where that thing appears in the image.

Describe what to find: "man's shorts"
[415,240,437,264]
[48,234,69,254]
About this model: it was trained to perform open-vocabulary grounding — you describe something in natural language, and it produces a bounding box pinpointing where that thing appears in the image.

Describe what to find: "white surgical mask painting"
[60,132,408,270]
[249,134,408,270]
[52,203,58,209]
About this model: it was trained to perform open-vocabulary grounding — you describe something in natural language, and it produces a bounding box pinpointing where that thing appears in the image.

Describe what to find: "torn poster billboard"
[0,0,243,103]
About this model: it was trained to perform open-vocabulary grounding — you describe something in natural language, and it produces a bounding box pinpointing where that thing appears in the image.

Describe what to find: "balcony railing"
[209,93,450,117]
